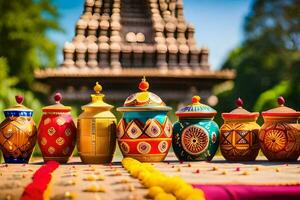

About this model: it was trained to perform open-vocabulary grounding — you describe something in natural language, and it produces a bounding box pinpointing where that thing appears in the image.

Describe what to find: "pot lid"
[262,96,300,118]
[4,95,33,117]
[42,93,71,113]
[222,98,259,119]
[117,77,172,112]
[81,82,113,110]
[176,96,217,118]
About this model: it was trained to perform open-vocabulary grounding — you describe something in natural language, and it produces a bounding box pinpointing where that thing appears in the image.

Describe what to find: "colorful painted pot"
[0,95,37,163]
[116,77,173,162]
[38,93,76,163]
[77,82,117,164]
[259,96,300,161]
[220,98,260,161]
[173,96,219,161]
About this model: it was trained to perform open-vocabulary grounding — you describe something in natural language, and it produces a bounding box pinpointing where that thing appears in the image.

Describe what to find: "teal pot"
[173,96,219,161]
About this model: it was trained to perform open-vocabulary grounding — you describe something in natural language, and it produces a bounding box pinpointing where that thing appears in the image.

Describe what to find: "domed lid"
[176,96,217,118]
[117,77,171,112]
[4,95,33,117]
[262,96,300,118]
[222,98,259,120]
[81,82,113,110]
[42,93,71,113]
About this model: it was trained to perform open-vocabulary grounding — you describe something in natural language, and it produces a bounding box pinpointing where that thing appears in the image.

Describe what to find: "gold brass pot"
[77,82,117,164]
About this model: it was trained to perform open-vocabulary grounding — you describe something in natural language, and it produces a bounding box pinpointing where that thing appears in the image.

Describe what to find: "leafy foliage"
[0,0,61,89]
[0,57,43,122]
[219,0,300,113]
[0,0,61,122]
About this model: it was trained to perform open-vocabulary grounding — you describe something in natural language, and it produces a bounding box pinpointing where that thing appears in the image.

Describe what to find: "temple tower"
[35,0,235,107]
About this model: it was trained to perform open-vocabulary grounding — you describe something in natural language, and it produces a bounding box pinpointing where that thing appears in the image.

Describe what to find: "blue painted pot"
[173,96,220,161]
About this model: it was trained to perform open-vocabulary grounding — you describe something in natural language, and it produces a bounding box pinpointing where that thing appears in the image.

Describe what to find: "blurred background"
[0,0,299,157]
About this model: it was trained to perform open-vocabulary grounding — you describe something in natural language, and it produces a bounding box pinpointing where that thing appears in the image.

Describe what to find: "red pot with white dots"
[37,93,76,163]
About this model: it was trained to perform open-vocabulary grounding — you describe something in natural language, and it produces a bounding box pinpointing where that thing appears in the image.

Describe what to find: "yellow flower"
[154,193,176,200]
[186,189,205,200]
[175,185,194,200]
[148,186,164,198]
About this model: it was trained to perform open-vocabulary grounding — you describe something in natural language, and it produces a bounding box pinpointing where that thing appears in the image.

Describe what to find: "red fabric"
[21,161,59,200]
[193,184,300,200]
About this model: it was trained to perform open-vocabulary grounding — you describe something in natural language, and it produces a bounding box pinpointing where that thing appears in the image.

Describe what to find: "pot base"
[43,156,69,164]
[79,155,113,164]
[123,153,168,162]
[4,156,30,164]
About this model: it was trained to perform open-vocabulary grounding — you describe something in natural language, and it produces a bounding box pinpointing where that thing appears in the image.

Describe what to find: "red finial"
[192,96,201,104]
[54,92,62,103]
[277,96,285,106]
[15,95,24,104]
[138,76,149,91]
[235,98,243,108]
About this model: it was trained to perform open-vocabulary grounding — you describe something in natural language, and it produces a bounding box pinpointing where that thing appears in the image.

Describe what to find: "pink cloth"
[193,184,300,200]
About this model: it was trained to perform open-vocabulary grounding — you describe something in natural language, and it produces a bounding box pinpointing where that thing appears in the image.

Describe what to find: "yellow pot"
[77,82,117,164]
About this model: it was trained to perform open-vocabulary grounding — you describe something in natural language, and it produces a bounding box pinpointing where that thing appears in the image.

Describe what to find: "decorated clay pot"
[259,96,300,161]
[116,77,173,162]
[77,82,117,164]
[38,93,76,163]
[220,98,260,161]
[0,95,37,163]
[173,96,219,161]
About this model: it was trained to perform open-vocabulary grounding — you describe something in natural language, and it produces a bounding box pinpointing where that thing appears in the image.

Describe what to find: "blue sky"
[49,0,253,69]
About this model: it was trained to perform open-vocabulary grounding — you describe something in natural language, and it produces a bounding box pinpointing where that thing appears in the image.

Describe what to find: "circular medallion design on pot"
[136,92,150,104]
[158,140,169,153]
[65,128,72,137]
[263,129,287,153]
[48,146,56,154]
[48,127,56,136]
[137,142,151,154]
[41,137,47,146]
[44,118,51,125]
[56,117,66,126]
[120,142,130,154]
[56,137,65,146]
[181,125,209,155]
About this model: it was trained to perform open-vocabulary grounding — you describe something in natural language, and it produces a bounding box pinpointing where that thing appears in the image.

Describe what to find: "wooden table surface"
[1,153,300,200]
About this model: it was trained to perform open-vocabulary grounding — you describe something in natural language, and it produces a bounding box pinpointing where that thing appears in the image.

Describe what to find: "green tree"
[219,0,300,113]
[0,0,60,89]
[0,57,43,122]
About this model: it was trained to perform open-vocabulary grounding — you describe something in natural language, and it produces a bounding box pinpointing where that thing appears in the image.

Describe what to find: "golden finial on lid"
[94,82,102,94]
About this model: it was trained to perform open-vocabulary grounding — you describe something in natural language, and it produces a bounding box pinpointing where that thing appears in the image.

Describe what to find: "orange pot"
[0,95,37,163]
